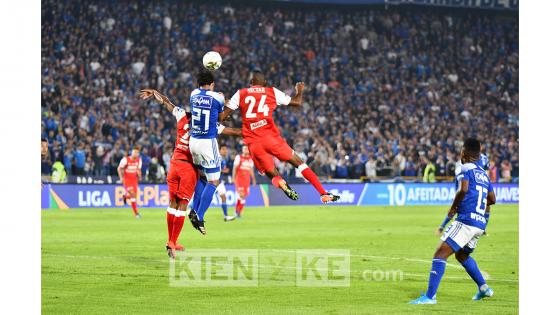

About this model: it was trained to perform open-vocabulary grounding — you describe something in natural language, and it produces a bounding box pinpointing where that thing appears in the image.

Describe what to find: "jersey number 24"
[244,95,269,118]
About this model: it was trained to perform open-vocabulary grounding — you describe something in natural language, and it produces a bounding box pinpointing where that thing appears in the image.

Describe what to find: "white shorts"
[216,182,226,196]
[441,221,484,253]
[189,137,221,181]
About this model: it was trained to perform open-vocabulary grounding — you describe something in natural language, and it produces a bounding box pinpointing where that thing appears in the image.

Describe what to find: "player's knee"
[434,242,454,259]
[265,168,279,178]
[290,154,303,166]
[220,194,226,202]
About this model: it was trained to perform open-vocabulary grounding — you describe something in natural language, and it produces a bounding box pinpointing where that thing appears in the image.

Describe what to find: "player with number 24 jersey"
[221,71,340,204]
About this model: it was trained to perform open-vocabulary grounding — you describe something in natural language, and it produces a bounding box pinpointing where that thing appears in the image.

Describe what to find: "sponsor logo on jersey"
[248,87,265,93]
[250,119,268,130]
[191,95,213,109]
[473,170,489,184]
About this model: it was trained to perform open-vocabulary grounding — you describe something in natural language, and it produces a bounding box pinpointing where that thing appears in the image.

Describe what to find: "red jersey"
[233,154,255,182]
[172,107,194,162]
[226,85,292,144]
[119,156,142,182]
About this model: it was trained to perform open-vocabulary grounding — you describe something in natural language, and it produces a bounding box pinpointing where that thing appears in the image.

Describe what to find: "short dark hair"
[251,70,266,85]
[463,138,481,155]
[41,138,48,143]
[197,69,215,87]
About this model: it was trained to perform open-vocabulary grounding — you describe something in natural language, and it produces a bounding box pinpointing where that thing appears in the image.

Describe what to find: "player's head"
[461,138,481,163]
[131,146,141,158]
[197,69,215,90]
[41,138,49,158]
[219,146,228,157]
[242,145,249,155]
[476,153,490,170]
[250,70,266,86]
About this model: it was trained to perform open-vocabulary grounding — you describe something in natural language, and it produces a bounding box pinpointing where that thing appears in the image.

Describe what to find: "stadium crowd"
[41,0,518,183]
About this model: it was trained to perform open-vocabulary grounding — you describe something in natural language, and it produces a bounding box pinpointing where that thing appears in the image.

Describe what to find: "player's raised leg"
[248,142,298,200]
[286,153,340,203]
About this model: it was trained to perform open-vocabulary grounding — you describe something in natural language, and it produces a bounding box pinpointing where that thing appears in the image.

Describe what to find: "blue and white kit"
[189,88,225,181]
[441,162,494,253]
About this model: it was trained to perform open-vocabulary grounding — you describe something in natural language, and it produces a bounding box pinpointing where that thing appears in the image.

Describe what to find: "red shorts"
[247,137,294,173]
[235,177,251,196]
[167,159,199,204]
[123,178,138,195]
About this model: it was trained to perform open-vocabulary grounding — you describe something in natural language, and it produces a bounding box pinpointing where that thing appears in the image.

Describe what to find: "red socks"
[271,176,286,189]
[166,208,176,242]
[299,164,327,195]
[170,210,186,245]
[130,198,139,215]
[235,198,246,216]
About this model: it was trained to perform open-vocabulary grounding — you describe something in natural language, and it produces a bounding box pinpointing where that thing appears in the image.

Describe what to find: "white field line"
[43,252,518,283]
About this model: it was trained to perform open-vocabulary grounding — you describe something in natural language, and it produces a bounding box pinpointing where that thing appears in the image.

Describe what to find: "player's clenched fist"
[295,82,305,93]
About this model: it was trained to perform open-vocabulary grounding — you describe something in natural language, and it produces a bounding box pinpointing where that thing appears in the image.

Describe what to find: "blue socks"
[192,178,206,213]
[426,258,447,299]
[221,203,228,217]
[196,183,217,221]
[461,256,486,288]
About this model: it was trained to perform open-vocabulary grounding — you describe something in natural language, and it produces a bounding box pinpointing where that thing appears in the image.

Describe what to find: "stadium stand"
[41,0,518,182]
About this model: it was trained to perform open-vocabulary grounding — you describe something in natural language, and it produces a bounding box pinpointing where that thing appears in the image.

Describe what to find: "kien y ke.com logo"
[169,249,350,287]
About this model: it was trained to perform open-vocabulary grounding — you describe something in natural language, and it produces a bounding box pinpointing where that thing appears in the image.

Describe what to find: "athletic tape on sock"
[297,163,309,172]
[167,207,177,215]
[174,210,187,217]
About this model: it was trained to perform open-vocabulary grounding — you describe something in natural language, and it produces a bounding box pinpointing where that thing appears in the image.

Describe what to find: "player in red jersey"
[118,147,142,218]
[139,88,198,258]
[232,145,256,218]
[219,71,340,203]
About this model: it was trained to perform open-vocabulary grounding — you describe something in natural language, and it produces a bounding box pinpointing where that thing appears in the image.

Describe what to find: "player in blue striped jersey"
[410,138,496,304]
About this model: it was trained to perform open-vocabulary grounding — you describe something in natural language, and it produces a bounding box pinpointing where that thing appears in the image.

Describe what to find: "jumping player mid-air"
[232,145,256,218]
[410,138,496,304]
[219,71,340,203]
[188,70,228,232]
[117,147,142,218]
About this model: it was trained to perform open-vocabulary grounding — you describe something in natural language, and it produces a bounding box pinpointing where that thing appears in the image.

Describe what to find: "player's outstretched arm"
[219,107,234,122]
[288,82,305,106]
[221,127,242,137]
[138,89,176,113]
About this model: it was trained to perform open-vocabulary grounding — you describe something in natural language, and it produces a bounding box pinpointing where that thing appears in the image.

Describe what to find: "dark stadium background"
[41,0,518,185]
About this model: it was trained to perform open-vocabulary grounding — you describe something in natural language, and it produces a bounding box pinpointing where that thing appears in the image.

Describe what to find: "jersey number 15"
[475,185,488,215]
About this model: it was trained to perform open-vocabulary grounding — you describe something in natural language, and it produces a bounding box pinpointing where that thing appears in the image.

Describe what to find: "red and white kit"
[119,156,142,195]
[233,154,255,196]
[167,107,199,205]
[226,86,293,174]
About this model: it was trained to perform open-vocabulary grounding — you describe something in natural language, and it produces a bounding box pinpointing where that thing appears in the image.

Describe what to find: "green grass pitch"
[42,204,518,314]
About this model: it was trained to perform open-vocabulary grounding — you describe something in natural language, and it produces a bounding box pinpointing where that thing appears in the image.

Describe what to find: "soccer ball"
[202,51,222,70]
